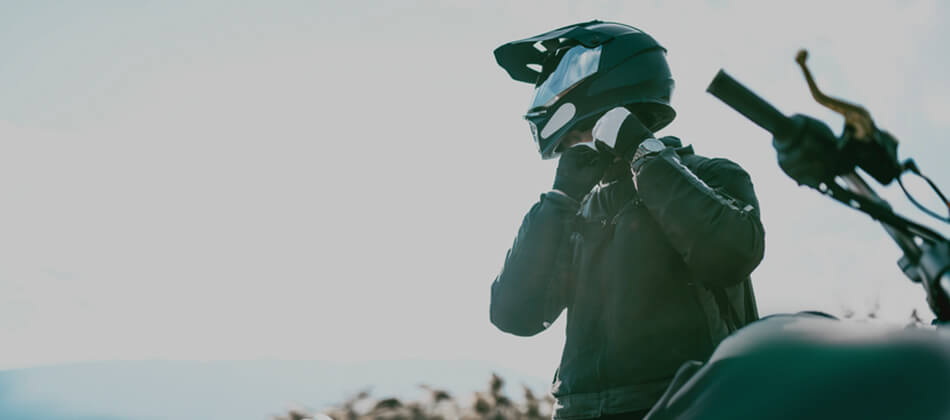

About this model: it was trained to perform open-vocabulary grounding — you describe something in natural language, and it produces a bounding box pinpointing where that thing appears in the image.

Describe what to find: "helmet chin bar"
[528,84,676,160]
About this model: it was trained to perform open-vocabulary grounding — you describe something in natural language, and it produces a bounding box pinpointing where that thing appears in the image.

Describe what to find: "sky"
[1,0,949,384]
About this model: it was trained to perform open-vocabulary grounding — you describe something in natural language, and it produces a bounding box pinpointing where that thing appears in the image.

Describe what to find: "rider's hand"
[592,107,656,162]
[553,143,610,201]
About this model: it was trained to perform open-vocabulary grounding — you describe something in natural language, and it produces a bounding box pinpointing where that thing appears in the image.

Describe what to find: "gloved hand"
[592,107,657,162]
[773,114,842,189]
[553,143,610,201]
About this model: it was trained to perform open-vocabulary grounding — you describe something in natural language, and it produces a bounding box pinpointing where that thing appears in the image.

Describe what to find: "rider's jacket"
[490,137,765,419]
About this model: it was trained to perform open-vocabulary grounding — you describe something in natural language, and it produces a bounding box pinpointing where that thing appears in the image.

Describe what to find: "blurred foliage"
[272,311,929,420]
[273,373,555,420]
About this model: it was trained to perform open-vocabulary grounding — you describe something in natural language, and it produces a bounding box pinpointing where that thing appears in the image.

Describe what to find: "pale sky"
[1,0,949,381]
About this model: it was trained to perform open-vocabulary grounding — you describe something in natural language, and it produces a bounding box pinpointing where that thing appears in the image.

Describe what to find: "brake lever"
[796,49,902,185]
[795,50,876,141]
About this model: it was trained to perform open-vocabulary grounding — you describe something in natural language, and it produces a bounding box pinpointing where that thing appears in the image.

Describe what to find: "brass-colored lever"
[795,49,875,141]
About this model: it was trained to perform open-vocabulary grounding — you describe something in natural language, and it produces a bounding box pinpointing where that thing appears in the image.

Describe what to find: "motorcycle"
[644,51,950,420]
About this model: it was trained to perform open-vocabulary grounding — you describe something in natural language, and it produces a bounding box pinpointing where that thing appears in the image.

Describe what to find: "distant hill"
[0,359,550,420]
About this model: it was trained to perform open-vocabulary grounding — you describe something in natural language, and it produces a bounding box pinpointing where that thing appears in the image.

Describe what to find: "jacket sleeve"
[490,191,579,336]
[635,150,765,286]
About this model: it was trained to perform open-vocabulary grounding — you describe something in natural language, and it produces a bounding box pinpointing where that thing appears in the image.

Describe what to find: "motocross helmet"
[494,20,676,159]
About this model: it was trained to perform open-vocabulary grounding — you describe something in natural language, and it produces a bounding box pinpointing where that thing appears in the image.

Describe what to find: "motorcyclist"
[490,21,766,419]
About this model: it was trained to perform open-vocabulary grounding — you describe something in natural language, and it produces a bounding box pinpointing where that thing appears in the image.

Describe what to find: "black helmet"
[495,20,675,159]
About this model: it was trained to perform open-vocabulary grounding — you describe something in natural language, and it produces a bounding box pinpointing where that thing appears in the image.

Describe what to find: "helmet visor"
[529,45,602,109]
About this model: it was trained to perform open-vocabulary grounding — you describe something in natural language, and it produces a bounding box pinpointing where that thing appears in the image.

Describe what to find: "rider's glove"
[592,107,657,163]
[552,143,610,201]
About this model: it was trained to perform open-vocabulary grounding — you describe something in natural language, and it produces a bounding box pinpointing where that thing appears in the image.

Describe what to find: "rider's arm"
[635,151,765,287]
[489,191,578,336]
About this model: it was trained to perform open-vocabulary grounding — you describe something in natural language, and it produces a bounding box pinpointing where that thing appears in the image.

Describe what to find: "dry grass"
[273,373,555,420]
[273,310,929,419]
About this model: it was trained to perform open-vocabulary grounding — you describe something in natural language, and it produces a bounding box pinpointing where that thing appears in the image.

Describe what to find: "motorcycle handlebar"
[706,68,950,322]
[706,70,796,139]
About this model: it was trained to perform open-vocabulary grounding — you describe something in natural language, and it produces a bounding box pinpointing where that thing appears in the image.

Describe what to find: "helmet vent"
[526,63,542,73]
[540,102,575,139]
[532,41,547,53]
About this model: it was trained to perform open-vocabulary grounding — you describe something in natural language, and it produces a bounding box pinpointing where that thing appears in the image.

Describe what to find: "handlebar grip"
[707,70,795,137]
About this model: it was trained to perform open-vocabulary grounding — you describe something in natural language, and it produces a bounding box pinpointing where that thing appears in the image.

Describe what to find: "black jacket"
[490,138,765,419]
